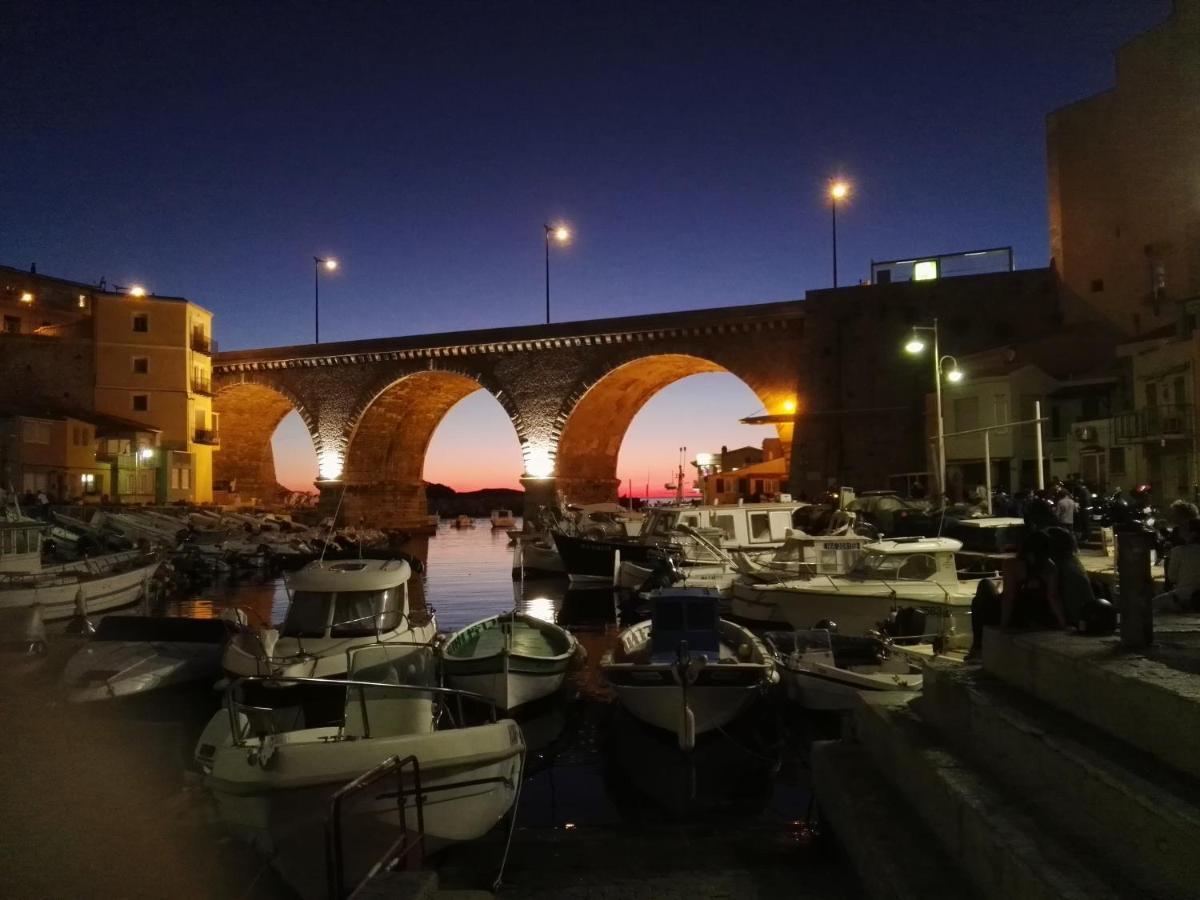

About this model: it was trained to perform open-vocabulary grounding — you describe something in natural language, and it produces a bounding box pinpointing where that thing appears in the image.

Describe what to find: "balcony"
[191,333,216,354]
[193,429,221,446]
[190,377,213,396]
[1114,404,1193,443]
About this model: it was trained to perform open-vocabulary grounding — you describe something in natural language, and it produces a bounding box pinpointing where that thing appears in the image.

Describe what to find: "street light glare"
[129,285,147,297]
[946,367,965,383]
[829,180,849,201]
[783,399,797,414]
[552,226,571,243]
[905,336,925,354]
[324,258,338,271]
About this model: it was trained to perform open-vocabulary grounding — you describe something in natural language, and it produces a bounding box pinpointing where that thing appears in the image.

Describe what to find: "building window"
[1110,447,1126,476]
[1090,279,1104,293]
[132,357,149,374]
[132,394,149,412]
[1145,382,1158,408]
[132,313,149,333]
[22,421,51,444]
[81,473,98,494]
[3,315,19,333]
[992,395,1009,434]
[170,465,191,491]
[953,396,979,430]
[78,294,87,309]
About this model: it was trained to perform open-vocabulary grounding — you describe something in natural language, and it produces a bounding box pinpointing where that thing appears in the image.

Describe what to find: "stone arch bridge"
[213,271,1065,528]
[213,301,805,528]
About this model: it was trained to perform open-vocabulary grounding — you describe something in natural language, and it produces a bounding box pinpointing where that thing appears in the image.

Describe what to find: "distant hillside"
[425,483,523,517]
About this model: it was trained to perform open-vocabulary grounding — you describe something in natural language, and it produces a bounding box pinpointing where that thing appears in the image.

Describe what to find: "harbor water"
[5,520,859,899]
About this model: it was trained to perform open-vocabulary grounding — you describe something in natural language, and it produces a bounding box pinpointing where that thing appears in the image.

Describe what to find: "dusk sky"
[3,1,1169,493]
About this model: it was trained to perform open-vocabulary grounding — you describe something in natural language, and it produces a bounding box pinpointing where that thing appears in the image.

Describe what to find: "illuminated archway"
[340,370,520,528]
[214,381,317,502]
[555,353,789,504]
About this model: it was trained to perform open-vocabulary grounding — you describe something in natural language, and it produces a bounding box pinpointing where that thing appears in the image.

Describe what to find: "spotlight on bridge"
[783,399,796,414]
[317,452,344,481]
[525,447,555,479]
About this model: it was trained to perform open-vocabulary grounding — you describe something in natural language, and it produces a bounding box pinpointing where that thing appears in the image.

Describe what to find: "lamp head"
[946,367,964,384]
[904,335,925,354]
[549,225,571,244]
[323,258,338,271]
[829,180,849,201]
[128,285,147,297]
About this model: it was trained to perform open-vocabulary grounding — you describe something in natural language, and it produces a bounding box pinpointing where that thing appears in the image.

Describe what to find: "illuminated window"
[913,260,939,281]
[19,292,33,304]
[78,294,87,308]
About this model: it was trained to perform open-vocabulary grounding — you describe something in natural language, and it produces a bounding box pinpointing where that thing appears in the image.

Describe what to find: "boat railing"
[223,675,500,746]
[325,753,425,900]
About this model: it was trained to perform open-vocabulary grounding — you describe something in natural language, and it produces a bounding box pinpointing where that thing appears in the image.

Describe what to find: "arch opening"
[341,371,518,528]
[214,381,315,504]
[555,353,789,505]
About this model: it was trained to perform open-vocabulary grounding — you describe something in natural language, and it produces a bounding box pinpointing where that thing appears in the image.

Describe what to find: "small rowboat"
[442,611,578,711]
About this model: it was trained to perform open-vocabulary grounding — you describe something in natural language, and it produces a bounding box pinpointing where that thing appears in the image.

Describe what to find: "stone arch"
[339,369,519,529]
[554,353,786,504]
[213,379,318,502]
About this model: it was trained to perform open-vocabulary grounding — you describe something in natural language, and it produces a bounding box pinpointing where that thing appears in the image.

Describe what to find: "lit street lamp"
[828,179,850,288]
[313,256,338,344]
[544,223,571,324]
[904,318,964,499]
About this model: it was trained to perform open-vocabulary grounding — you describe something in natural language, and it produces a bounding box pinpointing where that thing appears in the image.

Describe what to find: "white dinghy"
[764,629,923,711]
[195,645,525,893]
[63,612,246,702]
[442,611,578,711]
[222,558,435,679]
[600,589,777,750]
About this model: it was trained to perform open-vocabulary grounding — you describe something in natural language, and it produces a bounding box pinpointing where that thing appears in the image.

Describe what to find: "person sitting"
[1045,526,1094,627]
[1154,518,1200,613]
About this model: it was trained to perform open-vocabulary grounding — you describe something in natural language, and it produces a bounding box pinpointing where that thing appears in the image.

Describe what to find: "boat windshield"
[852,552,939,582]
[281,591,331,638]
[643,511,678,538]
[332,589,399,637]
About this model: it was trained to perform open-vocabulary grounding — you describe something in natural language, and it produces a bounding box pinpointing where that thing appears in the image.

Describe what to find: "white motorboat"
[729,532,872,623]
[511,535,565,577]
[221,558,436,679]
[765,629,923,711]
[441,611,578,710]
[62,612,246,702]
[731,537,977,647]
[195,645,525,892]
[0,516,160,620]
[490,509,517,530]
[600,589,777,750]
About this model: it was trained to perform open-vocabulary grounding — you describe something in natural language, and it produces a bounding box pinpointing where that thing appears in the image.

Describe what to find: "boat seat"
[344,645,435,739]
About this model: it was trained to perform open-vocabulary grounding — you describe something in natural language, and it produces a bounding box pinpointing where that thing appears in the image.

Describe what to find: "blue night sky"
[2,1,1170,491]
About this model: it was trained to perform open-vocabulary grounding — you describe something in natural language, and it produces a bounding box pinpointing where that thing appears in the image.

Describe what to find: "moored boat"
[441,611,578,710]
[490,509,517,529]
[764,629,923,711]
[600,589,777,750]
[221,557,436,679]
[452,515,475,529]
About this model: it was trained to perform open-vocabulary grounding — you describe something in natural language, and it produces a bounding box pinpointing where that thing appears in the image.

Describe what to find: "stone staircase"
[813,627,1200,900]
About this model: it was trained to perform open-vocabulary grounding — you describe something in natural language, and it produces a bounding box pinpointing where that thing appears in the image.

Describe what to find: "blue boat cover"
[649,589,721,662]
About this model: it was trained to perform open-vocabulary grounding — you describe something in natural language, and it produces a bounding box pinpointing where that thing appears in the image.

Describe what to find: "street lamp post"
[313,256,338,344]
[828,180,849,288]
[544,224,571,324]
[904,318,963,500]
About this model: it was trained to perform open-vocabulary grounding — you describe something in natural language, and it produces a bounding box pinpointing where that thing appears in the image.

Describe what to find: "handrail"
[325,754,425,899]
[223,674,499,747]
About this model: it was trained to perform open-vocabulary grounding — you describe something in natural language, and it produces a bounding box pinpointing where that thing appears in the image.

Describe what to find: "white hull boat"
[600,590,776,750]
[490,509,517,530]
[222,558,436,679]
[63,613,243,702]
[512,538,564,576]
[0,559,159,620]
[196,646,525,896]
[442,612,578,710]
[617,559,736,596]
[765,630,923,711]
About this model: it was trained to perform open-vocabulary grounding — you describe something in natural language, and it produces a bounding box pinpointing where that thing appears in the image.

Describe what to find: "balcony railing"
[191,377,213,395]
[1114,404,1193,443]
[193,429,221,446]
[191,333,216,354]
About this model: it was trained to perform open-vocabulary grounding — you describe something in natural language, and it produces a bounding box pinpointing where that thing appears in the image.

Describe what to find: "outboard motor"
[638,552,683,593]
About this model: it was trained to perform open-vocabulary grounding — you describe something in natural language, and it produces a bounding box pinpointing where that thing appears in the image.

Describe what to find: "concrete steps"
[853,693,1130,900]
[811,739,982,900]
[919,664,1200,899]
[982,626,1200,783]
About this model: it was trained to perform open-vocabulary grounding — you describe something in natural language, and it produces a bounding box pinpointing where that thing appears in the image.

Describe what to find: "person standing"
[1155,519,1200,612]
[1054,488,1078,530]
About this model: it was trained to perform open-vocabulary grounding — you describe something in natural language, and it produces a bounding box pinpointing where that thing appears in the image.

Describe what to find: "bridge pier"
[315,479,431,533]
[520,476,559,528]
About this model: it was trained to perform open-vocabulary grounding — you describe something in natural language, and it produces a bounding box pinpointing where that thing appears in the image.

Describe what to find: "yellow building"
[1047,0,1200,336]
[92,290,217,503]
[0,264,217,504]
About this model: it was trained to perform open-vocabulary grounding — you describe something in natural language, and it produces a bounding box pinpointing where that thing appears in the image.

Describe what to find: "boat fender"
[678,706,696,752]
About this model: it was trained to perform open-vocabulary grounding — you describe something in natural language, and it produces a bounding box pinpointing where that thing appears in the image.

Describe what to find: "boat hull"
[604,670,765,736]
[0,559,159,620]
[512,541,564,576]
[552,532,655,582]
[778,664,923,711]
[443,660,569,711]
[221,622,437,679]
